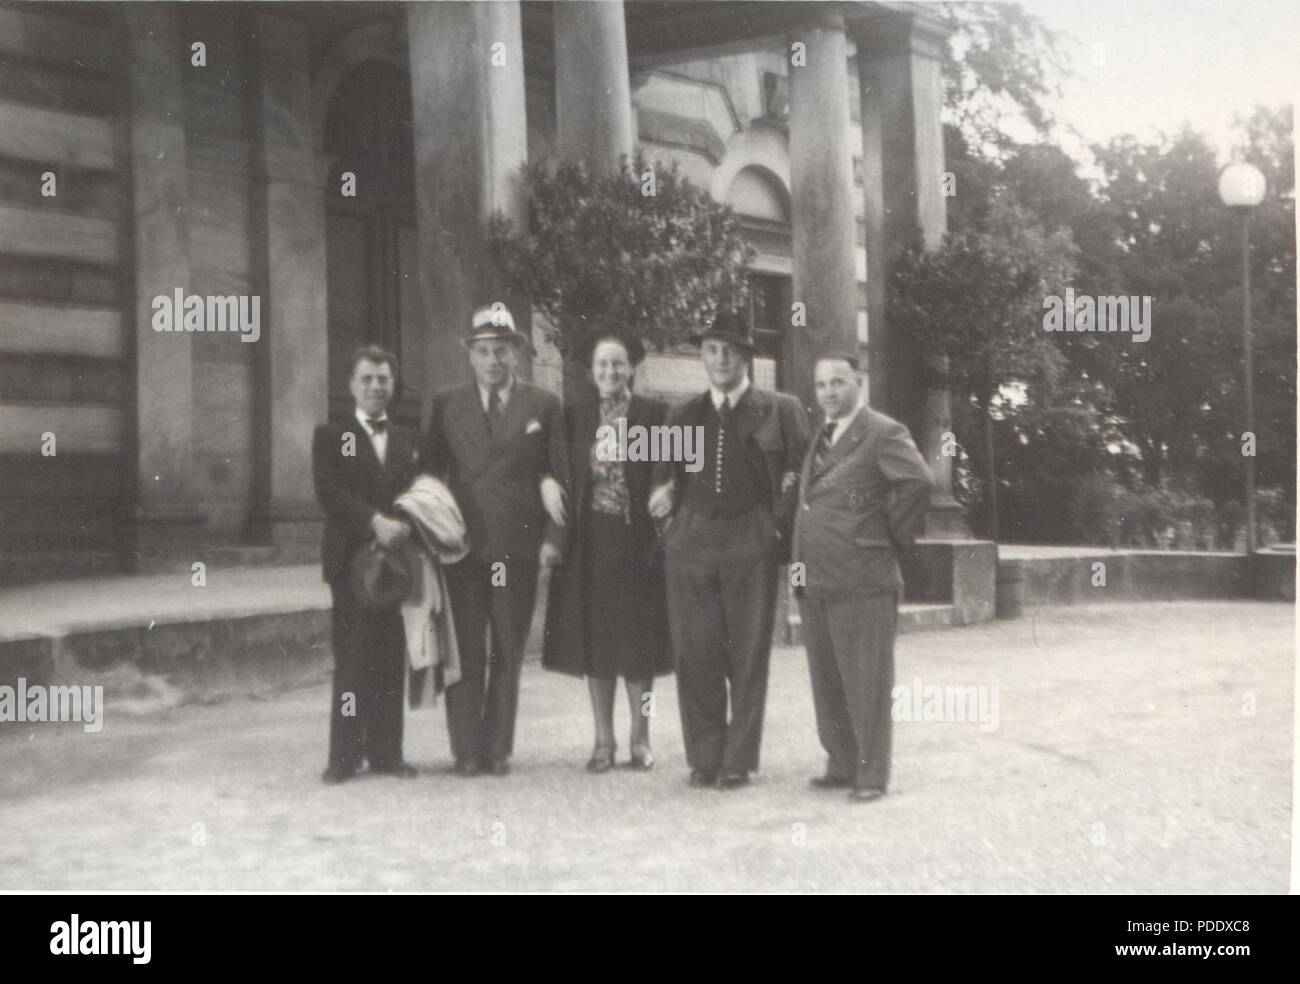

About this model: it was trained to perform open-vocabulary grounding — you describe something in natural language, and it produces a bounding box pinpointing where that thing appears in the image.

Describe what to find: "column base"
[924,494,968,538]
[129,506,209,574]
[247,501,323,565]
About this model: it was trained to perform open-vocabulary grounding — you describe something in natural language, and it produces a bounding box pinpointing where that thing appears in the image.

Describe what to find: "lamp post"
[1217,161,1266,554]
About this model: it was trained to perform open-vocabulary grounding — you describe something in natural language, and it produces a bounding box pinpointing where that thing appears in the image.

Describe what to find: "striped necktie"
[812,420,837,474]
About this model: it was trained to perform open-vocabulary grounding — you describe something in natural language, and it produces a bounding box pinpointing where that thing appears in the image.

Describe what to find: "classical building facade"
[0,0,958,584]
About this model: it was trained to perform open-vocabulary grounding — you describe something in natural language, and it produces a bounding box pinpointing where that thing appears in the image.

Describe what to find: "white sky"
[1011,0,1299,161]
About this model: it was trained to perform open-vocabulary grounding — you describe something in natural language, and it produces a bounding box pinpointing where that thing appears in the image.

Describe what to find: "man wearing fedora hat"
[649,309,809,789]
[422,304,568,777]
[312,344,424,784]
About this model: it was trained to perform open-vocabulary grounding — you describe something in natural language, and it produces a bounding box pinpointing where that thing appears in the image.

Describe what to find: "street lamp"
[1217,160,1266,554]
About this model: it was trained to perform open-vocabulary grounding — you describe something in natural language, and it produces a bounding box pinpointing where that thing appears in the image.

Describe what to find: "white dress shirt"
[710,374,751,411]
[355,406,389,467]
[826,398,865,446]
[478,375,515,415]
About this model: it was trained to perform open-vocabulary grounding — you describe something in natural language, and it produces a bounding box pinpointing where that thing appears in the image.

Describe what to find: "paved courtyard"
[1,601,1292,892]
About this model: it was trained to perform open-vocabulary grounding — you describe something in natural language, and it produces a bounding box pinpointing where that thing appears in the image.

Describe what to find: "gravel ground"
[1,600,1292,893]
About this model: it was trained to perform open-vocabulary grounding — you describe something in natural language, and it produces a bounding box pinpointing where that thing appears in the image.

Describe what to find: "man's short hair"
[817,350,861,373]
[350,344,399,380]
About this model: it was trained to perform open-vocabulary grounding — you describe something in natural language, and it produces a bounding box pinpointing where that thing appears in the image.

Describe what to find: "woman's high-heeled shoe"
[586,747,616,773]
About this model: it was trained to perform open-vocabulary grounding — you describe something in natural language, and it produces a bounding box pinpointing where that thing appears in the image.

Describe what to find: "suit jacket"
[312,417,422,586]
[792,406,933,596]
[653,385,810,559]
[543,393,672,677]
[422,379,567,566]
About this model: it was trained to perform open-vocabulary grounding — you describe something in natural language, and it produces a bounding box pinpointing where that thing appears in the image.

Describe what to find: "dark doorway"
[322,59,425,426]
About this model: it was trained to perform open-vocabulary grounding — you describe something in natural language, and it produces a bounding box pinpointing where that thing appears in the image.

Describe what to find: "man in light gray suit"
[791,352,933,802]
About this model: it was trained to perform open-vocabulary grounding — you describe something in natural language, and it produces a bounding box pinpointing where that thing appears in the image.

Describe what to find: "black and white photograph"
[0,0,1296,908]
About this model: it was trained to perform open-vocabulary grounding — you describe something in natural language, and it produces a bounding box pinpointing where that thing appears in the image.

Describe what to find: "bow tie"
[366,417,388,435]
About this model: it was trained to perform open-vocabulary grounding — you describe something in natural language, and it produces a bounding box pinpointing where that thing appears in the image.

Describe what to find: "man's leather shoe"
[372,761,417,778]
[486,758,511,777]
[454,759,481,777]
[321,765,358,785]
[688,768,717,788]
[718,772,750,790]
[848,786,886,803]
[810,774,853,789]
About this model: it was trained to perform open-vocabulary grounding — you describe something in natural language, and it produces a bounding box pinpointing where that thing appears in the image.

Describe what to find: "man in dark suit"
[649,310,809,789]
[792,352,933,802]
[422,306,568,777]
[312,344,423,784]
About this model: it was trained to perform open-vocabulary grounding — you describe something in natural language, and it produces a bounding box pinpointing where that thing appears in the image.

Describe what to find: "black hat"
[348,540,413,609]
[692,309,757,353]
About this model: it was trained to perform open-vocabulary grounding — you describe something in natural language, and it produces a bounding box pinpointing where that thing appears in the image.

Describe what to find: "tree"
[888,195,1079,539]
[1073,120,1295,533]
[489,152,754,394]
[937,2,1067,158]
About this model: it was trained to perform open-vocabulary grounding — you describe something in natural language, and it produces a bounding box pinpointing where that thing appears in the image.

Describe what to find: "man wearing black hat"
[649,310,809,789]
[422,305,568,777]
[312,344,423,784]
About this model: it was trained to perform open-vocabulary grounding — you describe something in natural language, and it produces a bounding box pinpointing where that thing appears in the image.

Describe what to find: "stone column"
[250,11,329,559]
[407,1,529,402]
[856,9,965,536]
[787,9,858,414]
[554,0,634,176]
[552,0,633,400]
[125,5,205,568]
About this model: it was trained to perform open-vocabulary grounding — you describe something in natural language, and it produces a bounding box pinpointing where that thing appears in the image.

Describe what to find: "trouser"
[327,582,406,772]
[663,505,778,775]
[797,589,898,790]
[443,554,539,766]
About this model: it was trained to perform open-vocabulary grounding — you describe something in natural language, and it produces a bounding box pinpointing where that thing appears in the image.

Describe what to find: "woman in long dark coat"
[543,336,673,772]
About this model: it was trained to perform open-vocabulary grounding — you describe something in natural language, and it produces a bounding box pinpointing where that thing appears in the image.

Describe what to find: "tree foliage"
[904,3,1295,544]
[489,152,755,367]
[938,1,1067,157]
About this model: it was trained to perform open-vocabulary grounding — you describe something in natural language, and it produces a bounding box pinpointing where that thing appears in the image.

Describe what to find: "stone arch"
[709,124,792,212]
[726,165,791,222]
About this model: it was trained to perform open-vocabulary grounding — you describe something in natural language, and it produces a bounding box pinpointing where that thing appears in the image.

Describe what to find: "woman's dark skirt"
[585,509,655,680]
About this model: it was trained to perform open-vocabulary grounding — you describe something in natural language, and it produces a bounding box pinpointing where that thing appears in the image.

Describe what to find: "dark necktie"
[487,389,503,437]
[367,417,387,435]
[813,420,837,473]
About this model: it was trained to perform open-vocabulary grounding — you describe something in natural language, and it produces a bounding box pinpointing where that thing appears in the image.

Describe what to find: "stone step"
[0,565,959,716]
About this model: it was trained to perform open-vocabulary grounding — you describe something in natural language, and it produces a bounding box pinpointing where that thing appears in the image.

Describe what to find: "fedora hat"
[463,304,529,348]
[348,539,413,609]
[692,308,757,353]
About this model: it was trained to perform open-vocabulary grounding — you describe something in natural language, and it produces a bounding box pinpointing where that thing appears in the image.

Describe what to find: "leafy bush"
[489,152,755,370]
[1070,477,1239,550]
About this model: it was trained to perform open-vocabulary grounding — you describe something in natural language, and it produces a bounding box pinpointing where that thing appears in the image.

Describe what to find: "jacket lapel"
[730,387,762,446]
[809,410,869,486]
[575,398,601,505]
[799,422,819,494]
[348,416,384,478]
[455,385,492,452]
[380,426,410,499]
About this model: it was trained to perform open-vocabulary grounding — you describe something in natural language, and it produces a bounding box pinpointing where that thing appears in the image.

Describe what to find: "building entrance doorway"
[322,59,425,426]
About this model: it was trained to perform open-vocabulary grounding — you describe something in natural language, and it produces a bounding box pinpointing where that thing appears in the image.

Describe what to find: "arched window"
[726,166,791,223]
